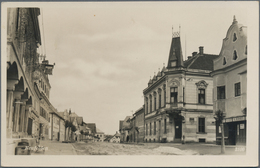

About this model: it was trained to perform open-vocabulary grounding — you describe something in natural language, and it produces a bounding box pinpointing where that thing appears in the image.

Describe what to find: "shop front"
[221,116,246,145]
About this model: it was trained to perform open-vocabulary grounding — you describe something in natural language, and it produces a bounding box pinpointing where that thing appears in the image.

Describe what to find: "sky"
[35,2,249,135]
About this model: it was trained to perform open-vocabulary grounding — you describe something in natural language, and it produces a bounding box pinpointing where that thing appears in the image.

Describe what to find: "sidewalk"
[31,140,77,155]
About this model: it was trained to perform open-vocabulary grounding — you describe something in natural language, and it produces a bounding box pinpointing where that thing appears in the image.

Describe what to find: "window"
[223,57,226,65]
[150,123,152,135]
[198,89,205,104]
[164,119,167,133]
[150,96,152,113]
[170,87,178,104]
[235,82,241,97]
[154,94,157,110]
[159,94,161,108]
[233,50,238,60]
[154,122,156,135]
[217,86,225,99]
[164,88,166,106]
[245,45,247,55]
[146,99,148,114]
[198,118,205,133]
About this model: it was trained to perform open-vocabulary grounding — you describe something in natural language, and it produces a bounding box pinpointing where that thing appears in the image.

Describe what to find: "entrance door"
[27,118,33,135]
[236,122,246,145]
[228,123,236,145]
[175,119,182,139]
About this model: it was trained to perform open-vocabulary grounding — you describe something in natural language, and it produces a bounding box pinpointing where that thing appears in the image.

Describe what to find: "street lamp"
[214,110,226,154]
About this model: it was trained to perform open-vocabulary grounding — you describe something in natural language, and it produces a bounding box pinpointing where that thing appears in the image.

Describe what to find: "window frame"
[217,86,226,99]
[154,121,156,135]
[170,87,178,104]
[198,88,206,104]
[235,82,241,97]
[198,117,206,133]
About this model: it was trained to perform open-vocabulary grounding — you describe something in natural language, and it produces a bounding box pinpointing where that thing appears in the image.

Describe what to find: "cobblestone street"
[30,140,246,155]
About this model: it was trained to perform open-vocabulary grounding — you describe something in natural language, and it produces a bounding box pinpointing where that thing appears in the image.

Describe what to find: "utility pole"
[214,110,226,154]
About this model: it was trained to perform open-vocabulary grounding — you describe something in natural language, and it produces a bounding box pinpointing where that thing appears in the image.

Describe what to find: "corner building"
[143,33,218,143]
[211,17,247,145]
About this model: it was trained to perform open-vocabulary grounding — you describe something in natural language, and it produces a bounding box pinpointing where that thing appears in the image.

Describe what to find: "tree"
[214,110,226,154]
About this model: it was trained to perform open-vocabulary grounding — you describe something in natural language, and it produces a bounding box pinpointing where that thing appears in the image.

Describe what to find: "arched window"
[149,95,152,113]
[153,92,157,110]
[196,80,208,104]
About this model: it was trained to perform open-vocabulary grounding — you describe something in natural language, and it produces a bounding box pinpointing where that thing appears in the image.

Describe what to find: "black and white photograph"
[1,1,259,167]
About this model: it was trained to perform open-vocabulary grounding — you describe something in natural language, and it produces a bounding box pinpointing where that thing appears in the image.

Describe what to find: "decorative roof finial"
[158,68,160,72]
[233,15,237,24]
[163,63,165,67]
[172,26,174,37]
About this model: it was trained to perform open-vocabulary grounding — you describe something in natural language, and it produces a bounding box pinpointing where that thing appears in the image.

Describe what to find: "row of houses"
[5,7,102,154]
[119,16,247,145]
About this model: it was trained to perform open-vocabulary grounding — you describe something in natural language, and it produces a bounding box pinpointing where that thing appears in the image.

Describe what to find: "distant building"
[129,106,145,143]
[95,128,105,142]
[109,132,121,143]
[119,116,131,142]
[49,111,65,141]
[211,16,247,145]
[143,32,218,143]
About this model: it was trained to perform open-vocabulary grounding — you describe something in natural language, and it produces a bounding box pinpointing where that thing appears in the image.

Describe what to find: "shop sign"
[233,116,246,122]
[224,116,246,123]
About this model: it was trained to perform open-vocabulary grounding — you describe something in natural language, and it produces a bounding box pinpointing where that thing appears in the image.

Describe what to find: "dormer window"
[233,50,238,60]
[233,33,237,42]
[223,57,226,65]
[171,61,176,67]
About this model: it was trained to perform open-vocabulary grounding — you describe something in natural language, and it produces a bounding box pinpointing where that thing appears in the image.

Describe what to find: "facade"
[129,106,145,143]
[211,16,247,145]
[143,33,218,143]
[6,8,42,140]
[49,111,65,141]
[119,116,131,142]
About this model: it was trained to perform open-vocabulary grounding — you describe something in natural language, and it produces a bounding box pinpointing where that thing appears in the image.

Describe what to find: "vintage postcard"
[1,1,259,167]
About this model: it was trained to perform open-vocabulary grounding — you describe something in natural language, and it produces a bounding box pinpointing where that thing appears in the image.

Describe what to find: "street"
[31,140,246,155]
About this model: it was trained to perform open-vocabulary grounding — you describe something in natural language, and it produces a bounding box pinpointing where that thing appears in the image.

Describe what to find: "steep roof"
[167,36,184,68]
[86,123,96,134]
[184,53,219,71]
[114,132,120,138]
[119,120,124,130]
[104,135,113,141]
[76,117,83,126]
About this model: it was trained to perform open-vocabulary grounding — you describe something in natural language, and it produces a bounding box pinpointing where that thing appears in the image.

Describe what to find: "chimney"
[199,46,204,55]
[192,52,198,57]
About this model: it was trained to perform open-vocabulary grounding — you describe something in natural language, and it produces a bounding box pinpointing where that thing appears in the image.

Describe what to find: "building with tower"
[143,31,218,143]
[6,8,55,154]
